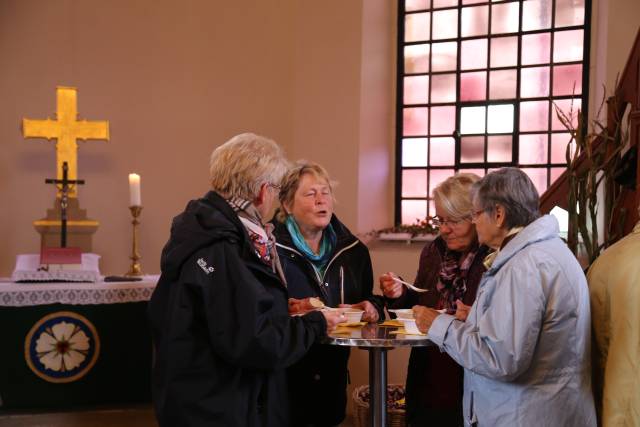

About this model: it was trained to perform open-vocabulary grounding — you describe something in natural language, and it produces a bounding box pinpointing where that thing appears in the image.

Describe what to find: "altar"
[0,277,158,410]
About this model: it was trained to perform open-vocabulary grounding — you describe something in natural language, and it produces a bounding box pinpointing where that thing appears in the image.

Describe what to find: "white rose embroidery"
[35,321,90,372]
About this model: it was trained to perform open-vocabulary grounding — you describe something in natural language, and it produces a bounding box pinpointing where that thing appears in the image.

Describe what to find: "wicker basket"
[352,384,406,427]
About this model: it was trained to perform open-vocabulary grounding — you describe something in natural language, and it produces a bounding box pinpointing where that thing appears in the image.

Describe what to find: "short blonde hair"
[209,133,289,200]
[432,173,481,220]
[276,161,336,222]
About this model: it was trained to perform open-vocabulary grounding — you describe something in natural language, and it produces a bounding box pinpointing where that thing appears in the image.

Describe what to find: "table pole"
[369,347,388,427]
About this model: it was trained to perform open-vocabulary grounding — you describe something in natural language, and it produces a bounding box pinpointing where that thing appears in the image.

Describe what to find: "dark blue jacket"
[149,192,326,427]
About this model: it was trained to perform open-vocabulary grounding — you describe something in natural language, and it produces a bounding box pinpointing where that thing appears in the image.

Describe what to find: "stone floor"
[0,406,356,426]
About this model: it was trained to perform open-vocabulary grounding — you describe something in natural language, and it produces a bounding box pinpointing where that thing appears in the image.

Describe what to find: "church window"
[397,0,590,224]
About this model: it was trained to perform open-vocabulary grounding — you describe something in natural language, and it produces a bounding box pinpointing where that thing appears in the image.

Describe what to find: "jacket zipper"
[276,240,359,304]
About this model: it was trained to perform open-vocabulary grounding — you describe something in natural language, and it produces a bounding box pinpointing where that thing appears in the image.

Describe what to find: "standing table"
[324,323,431,427]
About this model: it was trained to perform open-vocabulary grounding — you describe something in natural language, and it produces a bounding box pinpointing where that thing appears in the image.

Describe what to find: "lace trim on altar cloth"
[0,277,158,307]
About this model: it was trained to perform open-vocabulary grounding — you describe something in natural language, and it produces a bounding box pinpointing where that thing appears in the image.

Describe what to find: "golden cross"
[22,86,110,197]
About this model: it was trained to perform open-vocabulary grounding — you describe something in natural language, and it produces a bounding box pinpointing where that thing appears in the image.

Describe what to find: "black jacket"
[148,192,326,427]
[272,214,384,426]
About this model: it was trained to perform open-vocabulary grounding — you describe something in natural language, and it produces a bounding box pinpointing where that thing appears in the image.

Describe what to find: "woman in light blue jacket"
[413,167,596,427]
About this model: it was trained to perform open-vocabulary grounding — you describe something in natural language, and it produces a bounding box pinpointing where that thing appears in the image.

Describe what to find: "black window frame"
[395,0,592,224]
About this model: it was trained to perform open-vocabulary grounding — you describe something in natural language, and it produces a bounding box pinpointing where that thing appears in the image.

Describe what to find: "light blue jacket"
[428,215,596,427]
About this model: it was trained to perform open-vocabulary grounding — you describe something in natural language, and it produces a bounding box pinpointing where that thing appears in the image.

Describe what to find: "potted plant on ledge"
[375,218,438,243]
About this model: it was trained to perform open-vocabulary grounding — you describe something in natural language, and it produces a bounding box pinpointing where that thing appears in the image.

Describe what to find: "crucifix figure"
[23,86,109,197]
[45,162,85,248]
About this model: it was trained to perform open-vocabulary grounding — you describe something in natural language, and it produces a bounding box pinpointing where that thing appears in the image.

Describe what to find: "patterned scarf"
[225,196,287,286]
[285,215,336,277]
[436,243,479,313]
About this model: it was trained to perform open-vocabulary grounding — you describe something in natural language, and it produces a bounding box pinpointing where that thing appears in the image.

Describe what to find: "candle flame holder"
[125,205,143,277]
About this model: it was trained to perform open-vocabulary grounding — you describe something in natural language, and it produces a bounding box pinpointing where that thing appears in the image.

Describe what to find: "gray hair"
[471,167,540,228]
[433,173,481,220]
[209,133,289,200]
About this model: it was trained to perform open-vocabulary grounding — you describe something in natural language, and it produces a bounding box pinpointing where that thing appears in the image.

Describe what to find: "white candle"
[129,173,142,206]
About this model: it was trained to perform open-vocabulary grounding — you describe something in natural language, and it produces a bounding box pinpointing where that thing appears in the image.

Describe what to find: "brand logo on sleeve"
[197,258,215,274]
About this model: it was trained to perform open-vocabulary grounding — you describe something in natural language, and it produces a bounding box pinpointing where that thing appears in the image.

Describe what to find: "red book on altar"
[40,247,82,265]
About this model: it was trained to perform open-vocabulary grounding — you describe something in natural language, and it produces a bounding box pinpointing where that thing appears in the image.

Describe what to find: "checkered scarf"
[436,244,479,313]
[225,196,287,286]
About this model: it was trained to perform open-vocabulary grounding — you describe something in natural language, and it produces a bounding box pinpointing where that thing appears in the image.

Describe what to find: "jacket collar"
[485,215,560,275]
[201,192,281,275]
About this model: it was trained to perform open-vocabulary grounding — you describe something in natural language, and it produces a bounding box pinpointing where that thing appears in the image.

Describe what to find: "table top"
[324,323,432,348]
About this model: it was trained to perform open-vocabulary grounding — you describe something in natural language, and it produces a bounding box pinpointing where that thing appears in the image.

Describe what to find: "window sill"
[376,232,436,244]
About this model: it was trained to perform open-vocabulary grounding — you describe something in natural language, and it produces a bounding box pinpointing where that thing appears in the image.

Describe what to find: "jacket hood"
[488,214,560,274]
[271,213,358,253]
[160,191,246,280]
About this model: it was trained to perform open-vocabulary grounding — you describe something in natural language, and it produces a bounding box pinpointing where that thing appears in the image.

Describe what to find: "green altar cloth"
[0,278,157,410]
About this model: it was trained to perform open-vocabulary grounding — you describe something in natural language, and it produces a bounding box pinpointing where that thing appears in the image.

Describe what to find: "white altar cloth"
[0,275,159,307]
[12,253,101,282]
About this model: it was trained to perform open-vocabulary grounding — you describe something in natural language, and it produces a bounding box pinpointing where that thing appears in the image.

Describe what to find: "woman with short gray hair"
[413,167,596,426]
[149,133,342,427]
[470,166,540,230]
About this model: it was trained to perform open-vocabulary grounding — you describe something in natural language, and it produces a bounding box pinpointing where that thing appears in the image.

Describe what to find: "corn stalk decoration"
[553,90,627,266]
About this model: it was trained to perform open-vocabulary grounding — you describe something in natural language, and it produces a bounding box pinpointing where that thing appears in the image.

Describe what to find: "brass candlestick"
[125,205,143,276]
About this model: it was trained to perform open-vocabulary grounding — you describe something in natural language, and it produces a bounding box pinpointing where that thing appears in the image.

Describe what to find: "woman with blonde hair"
[413,167,595,426]
[149,134,342,427]
[273,161,385,426]
[381,173,489,426]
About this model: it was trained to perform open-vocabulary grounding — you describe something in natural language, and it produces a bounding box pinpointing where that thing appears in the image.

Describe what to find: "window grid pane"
[397,0,589,224]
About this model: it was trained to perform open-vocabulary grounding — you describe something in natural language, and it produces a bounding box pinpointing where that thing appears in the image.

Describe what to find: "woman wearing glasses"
[412,168,596,427]
[380,173,489,427]
[272,161,385,426]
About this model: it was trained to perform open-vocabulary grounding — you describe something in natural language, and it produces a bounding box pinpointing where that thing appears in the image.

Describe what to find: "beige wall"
[0,0,403,277]
[2,0,639,420]
[603,0,640,91]
[1,0,300,276]
[590,0,640,118]
[0,0,405,419]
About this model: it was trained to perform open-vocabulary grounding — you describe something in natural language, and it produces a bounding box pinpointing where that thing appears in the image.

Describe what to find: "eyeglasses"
[267,183,281,191]
[432,215,469,228]
[470,209,486,221]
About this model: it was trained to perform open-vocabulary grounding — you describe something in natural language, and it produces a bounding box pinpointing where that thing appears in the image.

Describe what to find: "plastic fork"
[392,276,429,293]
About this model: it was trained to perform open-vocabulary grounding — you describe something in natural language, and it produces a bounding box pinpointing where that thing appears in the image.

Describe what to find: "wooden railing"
[540,28,640,241]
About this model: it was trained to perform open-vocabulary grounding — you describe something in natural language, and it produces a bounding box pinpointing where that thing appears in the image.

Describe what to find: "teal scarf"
[285,215,336,276]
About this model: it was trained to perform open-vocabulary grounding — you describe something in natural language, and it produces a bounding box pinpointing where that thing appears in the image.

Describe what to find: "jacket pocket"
[465,391,478,426]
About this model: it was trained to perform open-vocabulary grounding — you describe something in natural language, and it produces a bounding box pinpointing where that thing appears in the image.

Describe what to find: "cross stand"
[45,161,85,248]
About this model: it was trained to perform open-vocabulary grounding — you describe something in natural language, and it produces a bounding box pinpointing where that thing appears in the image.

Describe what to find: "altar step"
[0,405,156,427]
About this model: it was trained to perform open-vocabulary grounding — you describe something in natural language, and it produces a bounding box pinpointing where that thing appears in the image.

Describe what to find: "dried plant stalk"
[553,88,627,266]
